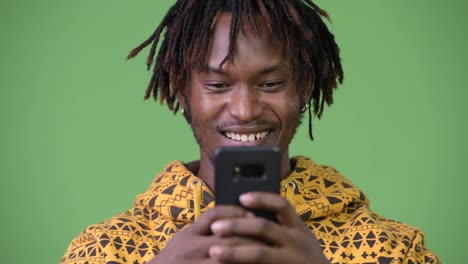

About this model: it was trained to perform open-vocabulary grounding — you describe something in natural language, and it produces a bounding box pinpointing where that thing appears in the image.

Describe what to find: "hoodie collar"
[134,156,368,223]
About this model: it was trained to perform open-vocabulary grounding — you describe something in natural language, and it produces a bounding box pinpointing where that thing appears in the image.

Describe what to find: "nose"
[228,85,263,122]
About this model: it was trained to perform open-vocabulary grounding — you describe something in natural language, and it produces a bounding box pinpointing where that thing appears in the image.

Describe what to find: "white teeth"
[224,131,270,142]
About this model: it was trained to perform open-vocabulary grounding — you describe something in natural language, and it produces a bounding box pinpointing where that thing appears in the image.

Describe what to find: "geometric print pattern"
[60,156,439,264]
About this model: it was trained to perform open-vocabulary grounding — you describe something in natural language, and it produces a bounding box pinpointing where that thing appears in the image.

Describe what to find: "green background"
[1,0,466,263]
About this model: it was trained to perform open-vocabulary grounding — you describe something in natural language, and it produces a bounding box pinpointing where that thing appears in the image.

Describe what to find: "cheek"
[191,94,226,122]
[276,94,301,141]
[288,97,301,113]
[273,93,301,121]
[189,91,229,139]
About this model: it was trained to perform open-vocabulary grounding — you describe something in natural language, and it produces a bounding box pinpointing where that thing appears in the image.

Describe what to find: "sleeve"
[403,229,440,264]
[59,208,164,264]
[59,229,106,264]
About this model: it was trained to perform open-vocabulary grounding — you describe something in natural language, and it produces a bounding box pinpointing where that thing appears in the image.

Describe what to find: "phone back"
[214,146,280,220]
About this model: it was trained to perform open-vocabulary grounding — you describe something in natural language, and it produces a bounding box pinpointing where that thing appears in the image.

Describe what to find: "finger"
[203,236,261,263]
[239,192,303,227]
[200,259,224,264]
[190,205,249,235]
[217,235,262,247]
[211,217,286,245]
[209,244,278,263]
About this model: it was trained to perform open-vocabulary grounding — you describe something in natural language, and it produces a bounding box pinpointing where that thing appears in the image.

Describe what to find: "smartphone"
[214,146,280,221]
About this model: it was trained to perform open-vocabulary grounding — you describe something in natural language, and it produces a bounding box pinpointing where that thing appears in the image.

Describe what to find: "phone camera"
[233,163,265,180]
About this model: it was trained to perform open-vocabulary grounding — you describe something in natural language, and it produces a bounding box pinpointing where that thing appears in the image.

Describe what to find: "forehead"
[207,12,288,68]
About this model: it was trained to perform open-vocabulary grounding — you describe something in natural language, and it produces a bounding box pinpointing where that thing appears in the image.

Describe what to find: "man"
[61,0,439,263]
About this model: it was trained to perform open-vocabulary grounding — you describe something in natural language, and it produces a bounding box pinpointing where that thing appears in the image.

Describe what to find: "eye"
[204,82,230,91]
[258,80,285,91]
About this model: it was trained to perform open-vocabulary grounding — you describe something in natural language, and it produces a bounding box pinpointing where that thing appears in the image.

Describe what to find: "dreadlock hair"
[127,0,343,141]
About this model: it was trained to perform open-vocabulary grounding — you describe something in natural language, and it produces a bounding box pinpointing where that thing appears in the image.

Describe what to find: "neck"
[195,149,293,192]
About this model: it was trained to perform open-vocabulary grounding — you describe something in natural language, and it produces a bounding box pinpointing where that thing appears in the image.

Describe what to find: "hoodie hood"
[134,156,369,223]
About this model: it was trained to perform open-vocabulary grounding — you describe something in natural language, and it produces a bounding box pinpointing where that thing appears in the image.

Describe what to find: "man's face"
[180,13,307,163]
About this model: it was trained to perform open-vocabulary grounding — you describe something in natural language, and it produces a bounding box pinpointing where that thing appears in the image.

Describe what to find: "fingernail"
[209,245,222,258]
[239,193,254,204]
[211,220,227,233]
[245,211,256,218]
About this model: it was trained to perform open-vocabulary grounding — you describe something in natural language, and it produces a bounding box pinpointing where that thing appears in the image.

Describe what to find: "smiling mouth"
[224,131,270,142]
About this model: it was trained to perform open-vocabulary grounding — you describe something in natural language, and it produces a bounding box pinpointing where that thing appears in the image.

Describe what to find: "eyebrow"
[205,64,289,75]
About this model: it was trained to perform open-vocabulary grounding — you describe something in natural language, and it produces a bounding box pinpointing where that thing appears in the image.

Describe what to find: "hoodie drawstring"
[284,180,296,204]
[191,179,296,221]
[190,180,203,220]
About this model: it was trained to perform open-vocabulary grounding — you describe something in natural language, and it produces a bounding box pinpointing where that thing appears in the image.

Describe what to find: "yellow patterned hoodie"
[60,156,439,264]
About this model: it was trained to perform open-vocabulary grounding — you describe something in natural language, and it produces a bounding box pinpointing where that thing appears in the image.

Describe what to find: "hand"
[148,205,260,264]
[208,192,329,264]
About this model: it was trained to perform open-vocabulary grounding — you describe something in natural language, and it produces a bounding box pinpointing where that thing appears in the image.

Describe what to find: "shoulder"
[367,210,440,263]
[292,156,439,263]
